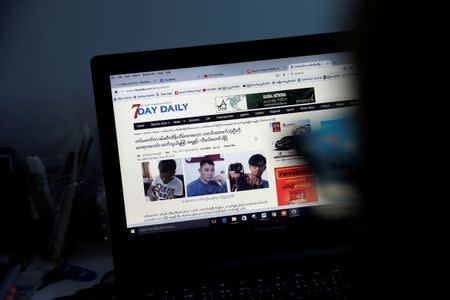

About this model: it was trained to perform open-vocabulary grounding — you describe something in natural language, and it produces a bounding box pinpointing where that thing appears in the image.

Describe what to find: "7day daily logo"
[132,103,189,119]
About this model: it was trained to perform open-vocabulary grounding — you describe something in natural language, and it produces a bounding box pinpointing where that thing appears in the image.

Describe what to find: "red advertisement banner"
[275,165,318,206]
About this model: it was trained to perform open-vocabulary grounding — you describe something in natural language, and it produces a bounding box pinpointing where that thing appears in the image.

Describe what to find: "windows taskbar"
[129,206,304,236]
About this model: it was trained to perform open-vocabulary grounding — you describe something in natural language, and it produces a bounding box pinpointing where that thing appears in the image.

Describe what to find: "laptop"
[91,32,362,299]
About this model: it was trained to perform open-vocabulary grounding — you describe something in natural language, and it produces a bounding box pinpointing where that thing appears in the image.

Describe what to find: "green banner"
[246,88,315,109]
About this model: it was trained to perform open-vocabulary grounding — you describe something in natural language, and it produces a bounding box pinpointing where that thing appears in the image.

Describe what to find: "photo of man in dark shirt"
[186,159,228,197]
[229,154,269,191]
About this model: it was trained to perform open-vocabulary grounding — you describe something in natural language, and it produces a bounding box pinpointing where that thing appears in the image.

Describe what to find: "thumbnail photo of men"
[141,159,185,201]
[185,155,228,197]
[227,153,269,192]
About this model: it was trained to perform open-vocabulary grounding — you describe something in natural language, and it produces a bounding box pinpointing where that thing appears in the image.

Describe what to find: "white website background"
[112,75,357,227]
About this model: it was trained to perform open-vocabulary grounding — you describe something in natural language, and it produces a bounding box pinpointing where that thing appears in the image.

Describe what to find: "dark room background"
[0,0,359,239]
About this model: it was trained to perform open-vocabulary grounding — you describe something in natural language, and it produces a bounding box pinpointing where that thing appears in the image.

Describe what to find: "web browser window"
[109,52,359,234]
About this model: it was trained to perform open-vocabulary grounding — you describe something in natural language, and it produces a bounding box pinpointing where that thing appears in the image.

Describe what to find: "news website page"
[110,54,358,233]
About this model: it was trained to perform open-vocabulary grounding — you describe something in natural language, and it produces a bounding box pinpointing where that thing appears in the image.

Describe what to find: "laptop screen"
[108,51,358,235]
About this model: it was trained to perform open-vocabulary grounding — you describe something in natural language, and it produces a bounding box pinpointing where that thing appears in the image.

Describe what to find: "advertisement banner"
[275,165,318,206]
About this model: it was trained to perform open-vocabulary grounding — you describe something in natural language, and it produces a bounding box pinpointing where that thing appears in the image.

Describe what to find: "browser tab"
[244,66,281,75]
[202,72,225,78]
[288,60,331,70]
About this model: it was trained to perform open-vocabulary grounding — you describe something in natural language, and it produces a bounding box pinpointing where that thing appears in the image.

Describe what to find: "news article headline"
[135,128,242,150]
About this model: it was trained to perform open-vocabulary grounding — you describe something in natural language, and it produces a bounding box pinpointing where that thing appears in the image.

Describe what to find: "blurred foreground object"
[296,115,361,219]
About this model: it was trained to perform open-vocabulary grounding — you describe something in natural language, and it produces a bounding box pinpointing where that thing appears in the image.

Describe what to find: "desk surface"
[16,240,113,300]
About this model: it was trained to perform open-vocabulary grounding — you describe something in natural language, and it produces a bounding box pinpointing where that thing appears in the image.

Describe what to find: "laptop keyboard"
[145,267,354,300]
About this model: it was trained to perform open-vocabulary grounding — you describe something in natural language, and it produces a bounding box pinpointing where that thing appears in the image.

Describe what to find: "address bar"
[123,85,170,93]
